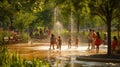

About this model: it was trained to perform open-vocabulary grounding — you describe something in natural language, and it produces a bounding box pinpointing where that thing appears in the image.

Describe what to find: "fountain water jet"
[70,12,74,34]
[54,21,63,35]
[53,7,63,36]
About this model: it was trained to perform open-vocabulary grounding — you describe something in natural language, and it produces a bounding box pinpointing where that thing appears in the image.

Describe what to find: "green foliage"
[13,12,36,32]
[89,0,120,22]
[0,46,50,67]
[18,32,30,43]
[35,9,53,27]
[0,31,12,45]
[0,0,45,31]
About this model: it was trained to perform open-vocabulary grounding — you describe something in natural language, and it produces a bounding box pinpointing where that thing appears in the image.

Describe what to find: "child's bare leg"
[50,44,52,50]
[53,44,55,49]
[96,46,99,53]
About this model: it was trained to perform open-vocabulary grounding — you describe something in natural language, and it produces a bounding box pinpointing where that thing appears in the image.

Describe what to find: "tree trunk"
[107,17,112,55]
[118,23,120,40]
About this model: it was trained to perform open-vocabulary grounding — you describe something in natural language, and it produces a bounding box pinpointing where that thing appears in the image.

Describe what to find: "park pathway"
[8,42,107,60]
[8,43,120,67]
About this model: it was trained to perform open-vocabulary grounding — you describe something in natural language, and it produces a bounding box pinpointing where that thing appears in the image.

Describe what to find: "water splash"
[54,21,63,35]
[70,12,74,34]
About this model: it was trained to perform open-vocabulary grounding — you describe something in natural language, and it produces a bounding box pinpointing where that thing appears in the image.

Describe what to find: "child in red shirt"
[94,32,102,53]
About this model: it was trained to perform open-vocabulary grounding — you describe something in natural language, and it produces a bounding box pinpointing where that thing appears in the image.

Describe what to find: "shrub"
[0,31,11,45]
[18,32,30,43]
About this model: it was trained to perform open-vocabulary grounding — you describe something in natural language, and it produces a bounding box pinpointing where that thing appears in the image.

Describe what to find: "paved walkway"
[8,43,120,67]
[8,43,107,60]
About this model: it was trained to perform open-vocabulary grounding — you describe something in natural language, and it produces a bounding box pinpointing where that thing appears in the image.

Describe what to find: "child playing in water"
[57,36,62,50]
[50,34,55,50]
[87,29,93,50]
[75,36,79,48]
[68,35,72,49]
[94,32,102,53]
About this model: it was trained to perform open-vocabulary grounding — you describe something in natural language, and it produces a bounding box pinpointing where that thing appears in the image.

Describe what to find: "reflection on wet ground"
[8,43,120,67]
[50,56,120,67]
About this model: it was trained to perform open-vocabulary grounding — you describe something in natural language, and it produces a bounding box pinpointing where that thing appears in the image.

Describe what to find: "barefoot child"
[68,35,72,49]
[94,32,102,53]
[58,36,62,50]
[50,34,55,50]
[75,36,79,48]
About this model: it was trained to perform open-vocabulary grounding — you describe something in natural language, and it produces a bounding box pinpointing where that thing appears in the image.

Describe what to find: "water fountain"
[70,12,74,34]
[53,7,63,36]
[54,21,63,35]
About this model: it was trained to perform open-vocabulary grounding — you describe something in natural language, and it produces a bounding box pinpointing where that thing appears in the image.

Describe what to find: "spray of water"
[53,7,63,36]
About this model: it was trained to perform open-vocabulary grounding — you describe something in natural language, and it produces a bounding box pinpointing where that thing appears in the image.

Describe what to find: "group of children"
[87,29,119,53]
[49,34,63,50]
[49,34,79,50]
[68,35,79,49]
[87,29,102,53]
[49,30,119,54]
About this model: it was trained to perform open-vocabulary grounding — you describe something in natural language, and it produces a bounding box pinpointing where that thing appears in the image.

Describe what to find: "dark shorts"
[88,39,92,43]
[50,41,54,45]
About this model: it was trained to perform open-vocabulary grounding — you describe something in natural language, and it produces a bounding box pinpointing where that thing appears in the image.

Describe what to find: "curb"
[76,57,120,63]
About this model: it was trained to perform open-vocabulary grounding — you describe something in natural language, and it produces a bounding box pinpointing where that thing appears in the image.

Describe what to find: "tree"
[71,0,90,33]
[89,0,120,55]
[13,12,36,32]
[0,0,44,31]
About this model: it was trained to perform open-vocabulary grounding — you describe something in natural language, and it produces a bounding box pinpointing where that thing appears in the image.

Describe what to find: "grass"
[0,45,50,67]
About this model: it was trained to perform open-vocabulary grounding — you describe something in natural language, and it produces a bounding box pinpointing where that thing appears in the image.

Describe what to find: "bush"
[18,33,30,43]
[0,31,11,45]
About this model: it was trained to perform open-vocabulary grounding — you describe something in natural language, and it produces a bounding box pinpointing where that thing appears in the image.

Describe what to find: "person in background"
[103,33,107,45]
[68,35,72,49]
[111,36,118,54]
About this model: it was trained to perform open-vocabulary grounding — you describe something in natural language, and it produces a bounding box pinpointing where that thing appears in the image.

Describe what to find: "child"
[57,36,62,50]
[91,30,96,49]
[94,32,102,53]
[75,36,79,48]
[50,34,55,50]
[87,29,93,50]
[68,35,72,49]
[111,36,118,54]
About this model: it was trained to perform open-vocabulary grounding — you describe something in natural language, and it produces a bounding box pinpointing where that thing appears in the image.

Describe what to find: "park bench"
[3,36,20,44]
[3,37,9,43]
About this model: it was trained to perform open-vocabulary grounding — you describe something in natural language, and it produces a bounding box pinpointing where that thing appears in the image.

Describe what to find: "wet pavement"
[8,43,120,67]
[8,43,107,59]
